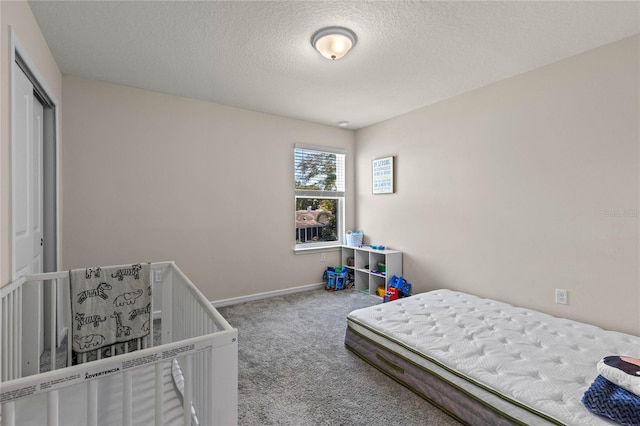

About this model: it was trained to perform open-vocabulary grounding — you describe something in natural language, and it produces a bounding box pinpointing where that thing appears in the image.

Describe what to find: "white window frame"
[294,144,345,252]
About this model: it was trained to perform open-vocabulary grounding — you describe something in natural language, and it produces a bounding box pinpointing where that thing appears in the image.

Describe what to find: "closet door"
[12,62,43,280]
[12,61,45,375]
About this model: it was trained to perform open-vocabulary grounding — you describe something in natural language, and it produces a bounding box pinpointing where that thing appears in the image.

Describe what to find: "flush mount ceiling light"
[311,26,357,60]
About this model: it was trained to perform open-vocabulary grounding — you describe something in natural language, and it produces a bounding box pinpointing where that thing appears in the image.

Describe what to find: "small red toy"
[383,287,399,303]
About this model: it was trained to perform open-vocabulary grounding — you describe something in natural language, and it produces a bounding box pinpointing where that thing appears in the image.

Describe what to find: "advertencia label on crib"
[0,340,212,403]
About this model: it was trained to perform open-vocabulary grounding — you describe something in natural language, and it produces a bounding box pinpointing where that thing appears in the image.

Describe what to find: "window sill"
[293,245,342,255]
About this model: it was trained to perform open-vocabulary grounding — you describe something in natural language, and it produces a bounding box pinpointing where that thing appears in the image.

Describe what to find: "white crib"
[0,261,238,426]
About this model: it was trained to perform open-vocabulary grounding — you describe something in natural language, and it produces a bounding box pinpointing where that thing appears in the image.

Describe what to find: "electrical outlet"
[555,288,568,305]
[320,253,326,262]
[153,270,162,283]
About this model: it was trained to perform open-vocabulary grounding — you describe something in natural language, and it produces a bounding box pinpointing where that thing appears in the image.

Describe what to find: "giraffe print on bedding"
[111,311,131,338]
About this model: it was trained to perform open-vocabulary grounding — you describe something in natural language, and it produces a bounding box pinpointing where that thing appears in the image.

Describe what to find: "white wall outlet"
[153,270,162,283]
[320,253,326,262]
[555,288,568,305]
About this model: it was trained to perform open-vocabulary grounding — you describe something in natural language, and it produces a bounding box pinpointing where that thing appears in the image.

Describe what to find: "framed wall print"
[372,156,395,194]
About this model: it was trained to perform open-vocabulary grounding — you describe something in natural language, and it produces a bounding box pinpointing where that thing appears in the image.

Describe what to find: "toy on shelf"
[383,276,412,302]
[383,287,399,303]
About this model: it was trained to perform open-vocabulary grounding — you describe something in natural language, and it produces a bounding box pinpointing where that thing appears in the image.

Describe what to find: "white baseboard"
[211,282,325,308]
[150,283,325,317]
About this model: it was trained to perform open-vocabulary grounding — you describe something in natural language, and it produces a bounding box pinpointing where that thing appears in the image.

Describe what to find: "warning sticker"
[0,385,36,403]
[162,344,194,359]
[122,353,161,370]
[40,373,81,390]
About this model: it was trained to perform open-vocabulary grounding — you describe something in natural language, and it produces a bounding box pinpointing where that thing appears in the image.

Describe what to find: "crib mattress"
[12,360,184,426]
[346,289,640,425]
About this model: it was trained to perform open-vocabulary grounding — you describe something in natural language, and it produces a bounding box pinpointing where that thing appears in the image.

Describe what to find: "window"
[294,144,345,249]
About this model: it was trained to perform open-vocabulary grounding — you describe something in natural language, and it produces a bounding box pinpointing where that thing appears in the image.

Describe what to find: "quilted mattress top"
[347,289,640,425]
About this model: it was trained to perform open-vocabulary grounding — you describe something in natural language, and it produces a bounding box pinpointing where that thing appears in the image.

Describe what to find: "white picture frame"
[372,156,395,194]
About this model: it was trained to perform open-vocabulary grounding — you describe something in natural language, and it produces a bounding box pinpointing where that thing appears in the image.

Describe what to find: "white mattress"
[347,289,640,425]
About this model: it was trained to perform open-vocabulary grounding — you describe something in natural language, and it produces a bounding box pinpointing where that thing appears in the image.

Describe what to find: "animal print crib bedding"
[69,263,151,353]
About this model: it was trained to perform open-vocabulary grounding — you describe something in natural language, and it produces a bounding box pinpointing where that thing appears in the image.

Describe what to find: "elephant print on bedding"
[113,289,143,307]
[74,334,106,350]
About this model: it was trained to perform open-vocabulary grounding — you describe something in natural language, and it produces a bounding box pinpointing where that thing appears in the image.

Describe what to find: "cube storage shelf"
[341,245,402,297]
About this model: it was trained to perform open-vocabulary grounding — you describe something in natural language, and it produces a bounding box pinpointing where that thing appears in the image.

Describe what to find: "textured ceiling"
[28,1,640,129]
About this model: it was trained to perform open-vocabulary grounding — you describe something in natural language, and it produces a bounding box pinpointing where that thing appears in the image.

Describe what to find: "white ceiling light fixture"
[311,26,357,60]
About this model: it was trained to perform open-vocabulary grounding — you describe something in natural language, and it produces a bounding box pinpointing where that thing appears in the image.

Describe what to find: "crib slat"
[2,295,7,380]
[161,267,173,345]
[67,339,73,367]
[47,390,59,426]
[208,349,215,426]
[88,380,98,426]
[194,350,204,426]
[8,290,18,380]
[7,291,14,380]
[16,288,22,379]
[148,312,153,349]
[7,291,13,380]
[155,362,164,425]
[123,371,133,426]
[49,279,57,371]
[202,350,208,423]
[3,400,16,426]
[183,355,193,426]
[68,277,73,368]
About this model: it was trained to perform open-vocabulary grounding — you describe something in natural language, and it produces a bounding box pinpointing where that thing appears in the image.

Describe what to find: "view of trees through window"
[295,147,344,245]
